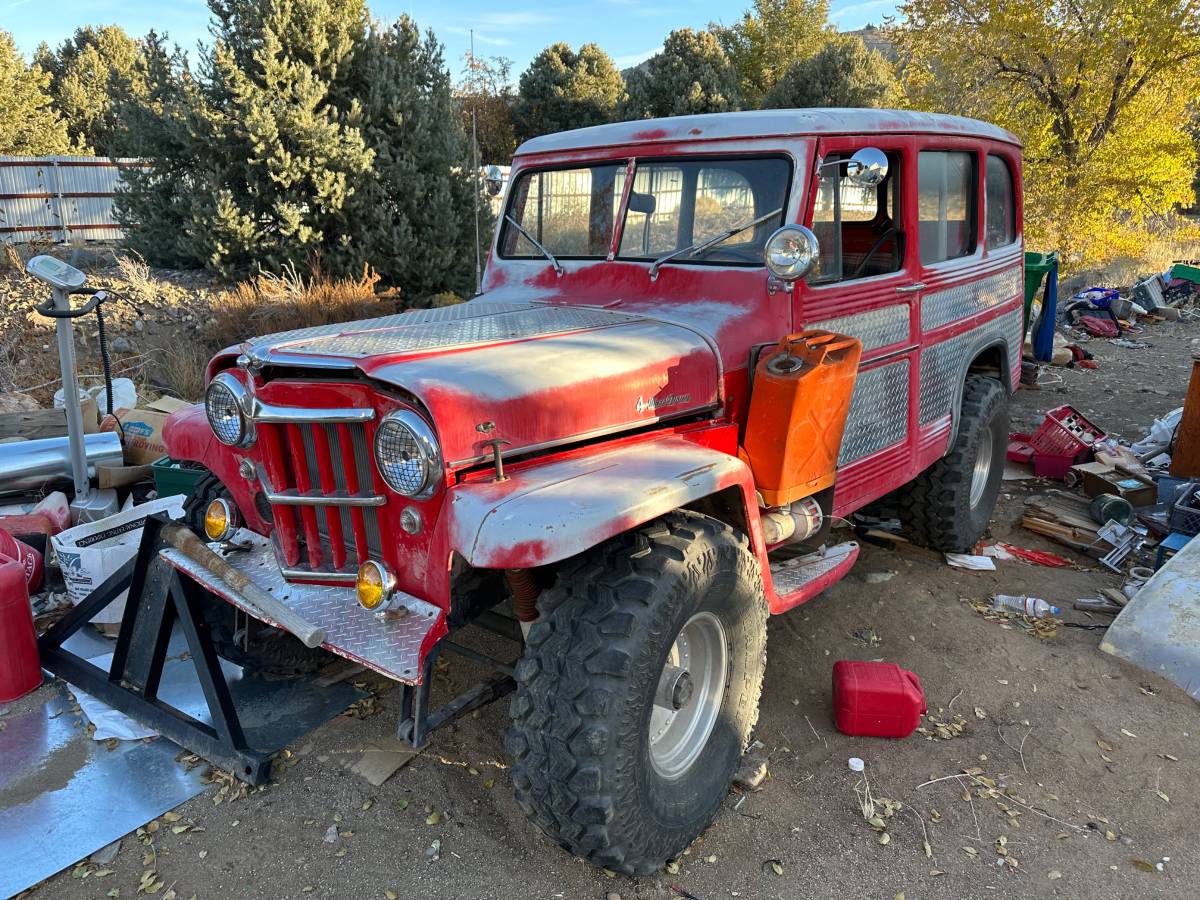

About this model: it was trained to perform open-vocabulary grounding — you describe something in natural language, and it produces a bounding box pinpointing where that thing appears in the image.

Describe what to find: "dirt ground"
[8,313,1200,900]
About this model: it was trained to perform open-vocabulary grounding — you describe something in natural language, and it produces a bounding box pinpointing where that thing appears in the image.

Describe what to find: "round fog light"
[203,498,239,541]
[356,560,395,611]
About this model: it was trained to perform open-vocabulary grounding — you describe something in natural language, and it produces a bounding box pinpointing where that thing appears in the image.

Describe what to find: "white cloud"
[614,46,660,68]
[443,26,511,46]
[473,11,555,28]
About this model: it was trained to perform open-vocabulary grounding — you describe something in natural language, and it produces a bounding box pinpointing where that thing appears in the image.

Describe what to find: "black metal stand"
[38,516,274,784]
[395,615,519,748]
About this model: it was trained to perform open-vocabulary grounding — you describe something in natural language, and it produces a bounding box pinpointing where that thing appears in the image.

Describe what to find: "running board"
[768,541,859,613]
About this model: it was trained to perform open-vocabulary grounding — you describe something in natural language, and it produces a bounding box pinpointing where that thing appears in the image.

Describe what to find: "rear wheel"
[897,375,1008,552]
[505,511,767,875]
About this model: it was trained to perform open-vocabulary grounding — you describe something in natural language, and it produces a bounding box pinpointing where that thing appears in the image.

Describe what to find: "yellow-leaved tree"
[896,0,1200,270]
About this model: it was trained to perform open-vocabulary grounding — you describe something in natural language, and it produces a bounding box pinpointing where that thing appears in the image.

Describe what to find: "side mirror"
[845,147,888,187]
[764,225,819,282]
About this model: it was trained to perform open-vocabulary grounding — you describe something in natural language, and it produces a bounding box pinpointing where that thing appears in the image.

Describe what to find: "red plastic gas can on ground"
[832,660,927,739]
[0,557,42,702]
[0,528,44,593]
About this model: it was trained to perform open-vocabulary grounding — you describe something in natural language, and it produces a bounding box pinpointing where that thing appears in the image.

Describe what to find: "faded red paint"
[167,111,1024,678]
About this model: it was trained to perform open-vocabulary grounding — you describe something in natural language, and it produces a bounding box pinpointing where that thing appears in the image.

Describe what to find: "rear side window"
[918,151,975,265]
[985,155,1016,247]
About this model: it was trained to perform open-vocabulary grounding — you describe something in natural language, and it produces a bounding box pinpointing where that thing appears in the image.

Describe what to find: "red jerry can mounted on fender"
[832,660,927,739]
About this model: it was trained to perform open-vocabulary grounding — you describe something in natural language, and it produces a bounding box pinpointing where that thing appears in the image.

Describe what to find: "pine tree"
[35,26,146,155]
[514,43,625,141]
[762,35,898,109]
[0,30,72,155]
[340,17,484,298]
[621,29,742,120]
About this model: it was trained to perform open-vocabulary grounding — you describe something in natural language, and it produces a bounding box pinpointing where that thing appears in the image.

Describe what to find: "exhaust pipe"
[760,496,824,546]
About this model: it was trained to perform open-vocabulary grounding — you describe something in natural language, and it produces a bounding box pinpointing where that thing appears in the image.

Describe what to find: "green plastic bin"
[152,456,205,498]
[1023,251,1057,339]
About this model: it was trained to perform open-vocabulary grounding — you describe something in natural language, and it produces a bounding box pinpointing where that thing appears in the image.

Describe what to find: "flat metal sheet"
[838,359,910,465]
[920,266,1021,332]
[161,532,445,684]
[1100,533,1200,700]
[918,307,1022,425]
[1,632,363,898]
[0,683,205,900]
[809,303,910,352]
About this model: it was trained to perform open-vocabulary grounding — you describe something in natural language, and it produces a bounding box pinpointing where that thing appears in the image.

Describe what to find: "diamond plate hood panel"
[241,300,723,468]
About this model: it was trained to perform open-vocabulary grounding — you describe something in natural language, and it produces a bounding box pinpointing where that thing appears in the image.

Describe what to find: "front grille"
[256,417,384,579]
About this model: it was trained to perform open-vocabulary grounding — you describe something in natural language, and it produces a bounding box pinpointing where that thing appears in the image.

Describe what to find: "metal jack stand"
[37,515,345,785]
[25,254,118,523]
[396,611,520,748]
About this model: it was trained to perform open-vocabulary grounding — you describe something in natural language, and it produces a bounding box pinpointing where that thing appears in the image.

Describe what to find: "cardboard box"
[100,396,190,465]
[1070,461,1157,508]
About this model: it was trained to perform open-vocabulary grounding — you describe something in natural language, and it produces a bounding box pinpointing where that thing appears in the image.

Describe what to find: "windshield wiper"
[504,214,563,277]
[648,207,783,281]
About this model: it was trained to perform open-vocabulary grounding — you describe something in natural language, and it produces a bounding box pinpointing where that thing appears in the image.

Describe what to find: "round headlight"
[373,410,441,498]
[205,372,253,447]
[764,225,820,282]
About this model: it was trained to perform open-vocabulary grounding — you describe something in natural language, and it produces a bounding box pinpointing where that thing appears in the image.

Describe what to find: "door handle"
[896,282,926,294]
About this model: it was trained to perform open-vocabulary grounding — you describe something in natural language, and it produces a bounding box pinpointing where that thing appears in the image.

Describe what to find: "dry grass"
[207,262,402,351]
[144,341,211,402]
[114,251,159,303]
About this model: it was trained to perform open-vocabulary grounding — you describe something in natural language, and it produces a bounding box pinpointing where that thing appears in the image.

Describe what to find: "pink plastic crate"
[1029,405,1106,459]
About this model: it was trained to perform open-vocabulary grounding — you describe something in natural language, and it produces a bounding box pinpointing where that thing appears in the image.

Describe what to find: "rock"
[607,893,622,900]
[323,825,338,843]
[864,571,897,584]
[111,336,135,354]
[0,392,40,414]
[734,753,768,792]
[133,318,144,332]
[90,839,121,865]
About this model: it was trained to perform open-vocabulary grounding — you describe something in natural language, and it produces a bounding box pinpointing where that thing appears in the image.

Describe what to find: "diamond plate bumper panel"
[247,303,639,359]
[919,307,1022,425]
[921,267,1021,332]
[810,304,909,352]
[160,533,445,684]
[838,359,910,465]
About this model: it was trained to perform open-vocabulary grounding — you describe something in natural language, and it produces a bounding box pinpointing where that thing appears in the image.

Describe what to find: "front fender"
[446,438,765,570]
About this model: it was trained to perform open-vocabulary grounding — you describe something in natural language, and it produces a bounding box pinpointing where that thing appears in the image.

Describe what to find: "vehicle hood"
[240,301,721,466]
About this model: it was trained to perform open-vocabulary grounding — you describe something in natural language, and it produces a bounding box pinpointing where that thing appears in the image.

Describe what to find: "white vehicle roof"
[516,108,1021,156]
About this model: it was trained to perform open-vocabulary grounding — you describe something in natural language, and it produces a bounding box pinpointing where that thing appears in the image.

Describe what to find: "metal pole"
[52,285,91,503]
[471,30,482,296]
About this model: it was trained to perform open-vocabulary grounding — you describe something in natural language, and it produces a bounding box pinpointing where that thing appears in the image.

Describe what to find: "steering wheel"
[849,227,899,280]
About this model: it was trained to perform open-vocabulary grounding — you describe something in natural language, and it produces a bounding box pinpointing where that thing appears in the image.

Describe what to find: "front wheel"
[898,374,1008,552]
[505,511,768,875]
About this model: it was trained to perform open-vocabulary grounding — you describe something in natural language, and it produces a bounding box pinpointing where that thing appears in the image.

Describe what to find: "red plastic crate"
[1029,405,1106,459]
[832,661,927,739]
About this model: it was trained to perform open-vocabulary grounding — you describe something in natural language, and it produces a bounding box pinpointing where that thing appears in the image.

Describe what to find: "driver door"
[794,135,922,515]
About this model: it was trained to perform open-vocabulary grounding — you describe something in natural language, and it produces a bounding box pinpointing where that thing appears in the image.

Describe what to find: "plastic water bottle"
[992,594,1061,618]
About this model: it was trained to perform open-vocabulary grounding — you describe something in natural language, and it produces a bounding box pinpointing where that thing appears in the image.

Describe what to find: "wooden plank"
[0,408,67,440]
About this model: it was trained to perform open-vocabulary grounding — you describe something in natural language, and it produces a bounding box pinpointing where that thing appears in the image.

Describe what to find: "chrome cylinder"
[760,496,824,546]
[0,432,124,495]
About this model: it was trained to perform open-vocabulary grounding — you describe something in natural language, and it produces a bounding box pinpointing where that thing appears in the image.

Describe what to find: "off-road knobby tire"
[898,375,1008,552]
[505,510,768,876]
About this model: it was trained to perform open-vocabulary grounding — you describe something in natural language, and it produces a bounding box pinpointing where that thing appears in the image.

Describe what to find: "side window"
[985,155,1016,248]
[918,151,976,265]
[809,151,902,284]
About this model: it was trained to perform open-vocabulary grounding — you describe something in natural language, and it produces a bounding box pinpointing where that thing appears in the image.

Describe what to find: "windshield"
[499,156,791,266]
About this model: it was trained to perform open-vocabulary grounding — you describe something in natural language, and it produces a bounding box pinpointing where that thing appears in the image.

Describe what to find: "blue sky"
[5,0,899,79]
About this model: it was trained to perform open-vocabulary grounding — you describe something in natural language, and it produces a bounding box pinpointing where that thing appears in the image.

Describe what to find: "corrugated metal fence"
[0,156,149,243]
